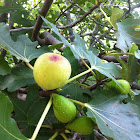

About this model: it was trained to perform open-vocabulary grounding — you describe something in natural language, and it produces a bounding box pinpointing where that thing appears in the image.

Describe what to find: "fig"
[52,94,77,123]
[66,116,94,135]
[105,79,130,94]
[33,53,71,90]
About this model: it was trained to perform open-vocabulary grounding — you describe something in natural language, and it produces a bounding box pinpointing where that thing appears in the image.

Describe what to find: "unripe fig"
[52,94,77,123]
[66,116,94,135]
[33,53,71,90]
[105,79,130,94]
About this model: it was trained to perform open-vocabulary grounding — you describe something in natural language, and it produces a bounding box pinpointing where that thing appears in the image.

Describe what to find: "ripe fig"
[52,94,77,123]
[105,79,130,94]
[33,53,71,90]
[66,116,94,135]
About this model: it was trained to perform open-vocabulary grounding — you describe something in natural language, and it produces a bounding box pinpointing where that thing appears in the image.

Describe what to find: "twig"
[9,26,51,32]
[91,26,113,46]
[54,2,75,24]
[57,2,101,29]
[30,0,42,11]
[117,3,140,22]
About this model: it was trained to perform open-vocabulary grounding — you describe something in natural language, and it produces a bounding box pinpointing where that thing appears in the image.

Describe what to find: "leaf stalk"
[66,66,95,84]
[31,95,53,140]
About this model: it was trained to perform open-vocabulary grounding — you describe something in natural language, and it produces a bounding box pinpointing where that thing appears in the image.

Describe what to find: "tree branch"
[54,2,75,24]
[32,0,53,41]
[57,2,101,29]
[117,2,140,22]
[9,26,51,32]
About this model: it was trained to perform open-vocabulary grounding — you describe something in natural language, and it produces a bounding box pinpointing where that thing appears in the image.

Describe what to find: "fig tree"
[105,79,130,94]
[33,53,71,90]
[66,116,94,135]
[52,94,77,123]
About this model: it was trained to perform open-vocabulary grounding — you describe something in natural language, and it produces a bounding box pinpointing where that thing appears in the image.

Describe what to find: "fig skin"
[52,94,77,123]
[33,53,71,90]
[66,116,94,135]
[105,79,130,94]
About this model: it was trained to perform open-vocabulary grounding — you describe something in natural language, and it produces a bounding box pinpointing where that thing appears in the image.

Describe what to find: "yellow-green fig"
[66,116,94,135]
[105,79,130,94]
[33,53,71,90]
[52,94,77,123]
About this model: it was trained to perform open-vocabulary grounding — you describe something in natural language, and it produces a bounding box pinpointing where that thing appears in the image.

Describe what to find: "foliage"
[0,0,140,140]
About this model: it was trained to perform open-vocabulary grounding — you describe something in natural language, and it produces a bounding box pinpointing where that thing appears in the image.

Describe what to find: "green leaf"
[59,83,91,103]
[8,86,56,138]
[0,23,48,62]
[127,44,139,82]
[116,18,140,52]
[0,55,11,75]
[41,17,121,84]
[119,44,139,82]
[8,86,39,137]
[27,99,48,125]
[63,47,82,77]
[69,33,121,82]
[0,65,35,92]
[86,88,140,140]
[110,8,124,30]
[0,93,28,140]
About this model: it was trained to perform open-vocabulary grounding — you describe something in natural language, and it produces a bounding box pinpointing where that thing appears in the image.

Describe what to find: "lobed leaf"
[41,17,121,83]
[0,23,48,62]
[86,88,140,140]
[0,92,28,140]
[0,65,35,92]
[116,18,140,52]
[0,55,11,76]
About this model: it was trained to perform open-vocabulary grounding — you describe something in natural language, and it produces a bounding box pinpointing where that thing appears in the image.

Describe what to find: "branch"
[89,78,109,91]
[131,84,140,90]
[91,26,113,46]
[37,31,65,52]
[54,2,75,24]
[9,26,51,32]
[57,2,101,29]
[117,2,140,22]
[102,55,128,63]
[38,31,61,45]
[65,11,75,42]
[30,0,42,11]
[32,0,53,41]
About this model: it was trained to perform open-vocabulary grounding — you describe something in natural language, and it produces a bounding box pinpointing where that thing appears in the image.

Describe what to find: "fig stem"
[77,83,90,88]
[60,133,68,140]
[101,52,134,58]
[26,62,34,71]
[66,66,95,84]
[69,98,86,108]
[81,58,97,81]
[49,132,58,140]
[41,124,53,129]
[31,95,53,140]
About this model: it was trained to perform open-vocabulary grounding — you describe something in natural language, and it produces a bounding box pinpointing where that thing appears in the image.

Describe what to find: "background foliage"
[0,0,140,140]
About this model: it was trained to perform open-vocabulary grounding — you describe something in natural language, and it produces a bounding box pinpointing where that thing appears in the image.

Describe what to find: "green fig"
[105,79,130,94]
[66,116,94,135]
[52,94,77,123]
